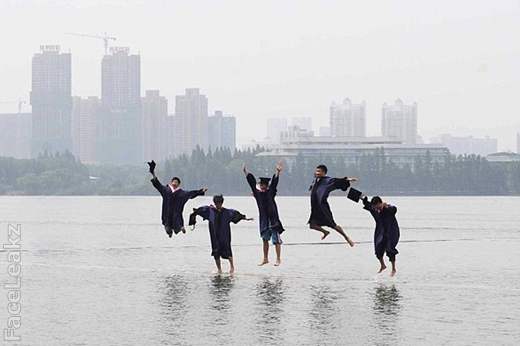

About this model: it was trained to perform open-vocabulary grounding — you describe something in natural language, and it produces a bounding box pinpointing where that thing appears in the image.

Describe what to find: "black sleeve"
[246,173,257,193]
[270,174,279,194]
[230,210,246,224]
[151,177,166,195]
[332,177,350,191]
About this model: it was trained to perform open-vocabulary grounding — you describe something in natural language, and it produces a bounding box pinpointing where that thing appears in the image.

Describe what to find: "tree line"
[0,147,519,195]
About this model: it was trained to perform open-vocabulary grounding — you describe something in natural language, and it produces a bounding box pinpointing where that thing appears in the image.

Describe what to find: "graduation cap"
[258,177,271,185]
[346,187,363,203]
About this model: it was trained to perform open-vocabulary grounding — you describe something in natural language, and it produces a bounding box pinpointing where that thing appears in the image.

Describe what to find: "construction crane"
[66,32,117,55]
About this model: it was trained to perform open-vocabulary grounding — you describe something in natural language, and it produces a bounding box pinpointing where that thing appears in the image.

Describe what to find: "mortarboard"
[259,177,271,185]
[347,187,363,203]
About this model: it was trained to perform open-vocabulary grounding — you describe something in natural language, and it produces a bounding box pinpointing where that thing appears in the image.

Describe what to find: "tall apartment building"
[266,118,288,144]
[0,113,32,159]
[382,99,418,144]
[98,47,142,164]
[142,90,168,161]
[174,88,208,155]
[208,111,236,151]
[30,45,72,157]
[330,98,366,137]
[72,96,100,163]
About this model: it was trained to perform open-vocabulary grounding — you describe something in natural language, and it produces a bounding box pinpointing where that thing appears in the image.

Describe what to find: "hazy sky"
[1,0,519,149]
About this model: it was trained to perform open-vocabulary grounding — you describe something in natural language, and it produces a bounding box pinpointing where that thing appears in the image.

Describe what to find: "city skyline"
[1,0,519,150]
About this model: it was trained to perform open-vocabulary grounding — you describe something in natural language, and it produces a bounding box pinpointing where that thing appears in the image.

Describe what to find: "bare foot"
[274,259,281,266]
[229,267,235,274]
[321,230,330,240]
[390,269,396,277]
[345,236,355,247]
[258,259,269,266]
[217,269,223,274]
[378,264,387,273]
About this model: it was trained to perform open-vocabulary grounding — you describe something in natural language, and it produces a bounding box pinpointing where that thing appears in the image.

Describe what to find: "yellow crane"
[66,32,117,55]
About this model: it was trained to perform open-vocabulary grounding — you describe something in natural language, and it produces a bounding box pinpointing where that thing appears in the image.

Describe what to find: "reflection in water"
[309,285,340,341]
[254,277,286,345]
[159,274,189,345]
[371,284,402,344]
[205,274,236,344]
[208,274,235,317]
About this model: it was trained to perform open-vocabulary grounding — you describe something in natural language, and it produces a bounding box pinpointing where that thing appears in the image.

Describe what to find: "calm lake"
[0,196,519,345]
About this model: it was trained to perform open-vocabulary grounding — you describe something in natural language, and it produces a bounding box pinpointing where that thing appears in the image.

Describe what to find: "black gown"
[151,177,205,233]
[363,199,400,261]
[189,206,246,259]
[308,176,350,228]
[246,173,285,234]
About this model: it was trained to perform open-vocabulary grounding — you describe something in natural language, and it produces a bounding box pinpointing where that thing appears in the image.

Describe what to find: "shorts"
[260,227,282,245]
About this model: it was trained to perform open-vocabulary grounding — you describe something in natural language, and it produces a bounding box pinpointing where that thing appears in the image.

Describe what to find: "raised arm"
[148,160,166,195]
[246,172,257,193]
[362,196,379,220]
[188,206,211,228]
[230,210,253,224]
[187,188,207,200]
[270,161,282,191]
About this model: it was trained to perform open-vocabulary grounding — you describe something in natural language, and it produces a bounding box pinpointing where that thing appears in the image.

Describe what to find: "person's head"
[170,177,181,189]
[371,196,384,212]
[213,194,224,209]
[258,177,271,191]
[315,164,328,178]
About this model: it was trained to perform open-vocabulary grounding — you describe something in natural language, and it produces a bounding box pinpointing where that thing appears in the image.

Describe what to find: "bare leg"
[390,259,396,277]
[214,257,222,274]
[377,257,387,273]
[258,240,269,266]
[274,243,281,266]
[333,224,355,247]
[228,257,235,274]
[310,224,330,240]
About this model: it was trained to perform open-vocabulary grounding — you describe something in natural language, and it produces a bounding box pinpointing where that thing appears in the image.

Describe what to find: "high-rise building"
[382,99,418,144]
[98,47,142,164]
[165,114,179,159]
[266,118,288,143]
[30,45,72,156]
[174,88,208,155]
[319,126,331,137]
[290,117,313,132]
[142,90,168,161]
[208,111,236,151]
[72,97,100,163]
[433,134,497,156]
[101,47,140,111]
[330,99,366,137]
[0,113,32,159]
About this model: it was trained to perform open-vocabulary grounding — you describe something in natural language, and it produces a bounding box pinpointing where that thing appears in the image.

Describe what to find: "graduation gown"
[246,173,285,234]
[308,176,350,228]
[363,199,400,261]
[151,177,205,233]
[189,206,246,259]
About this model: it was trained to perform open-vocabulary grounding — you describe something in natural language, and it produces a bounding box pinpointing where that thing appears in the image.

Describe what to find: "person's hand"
[147,160,156,174]
[362,196,369,204]
[202,188,208,193]
[245,217,254,221]
[348,177,358,182]
[275,161,283,174]
[242,164,248,175]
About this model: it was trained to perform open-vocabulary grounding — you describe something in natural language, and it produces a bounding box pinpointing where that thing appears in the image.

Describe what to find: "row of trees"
[1,148,519,195]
